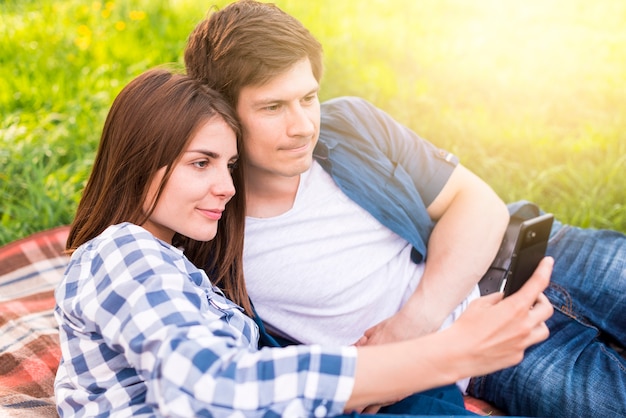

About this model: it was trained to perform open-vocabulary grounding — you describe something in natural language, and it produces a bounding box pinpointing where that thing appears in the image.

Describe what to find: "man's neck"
[245,171,301,218]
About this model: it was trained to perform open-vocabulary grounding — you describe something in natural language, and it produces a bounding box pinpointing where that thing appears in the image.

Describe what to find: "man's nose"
[287,104,315,137]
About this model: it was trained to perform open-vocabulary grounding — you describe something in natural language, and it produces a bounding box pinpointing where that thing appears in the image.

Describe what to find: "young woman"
[54,68,553,417]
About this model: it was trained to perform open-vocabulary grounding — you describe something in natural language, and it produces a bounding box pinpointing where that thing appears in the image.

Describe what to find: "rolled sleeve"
[318,97,458,261]
[320,96,458,207]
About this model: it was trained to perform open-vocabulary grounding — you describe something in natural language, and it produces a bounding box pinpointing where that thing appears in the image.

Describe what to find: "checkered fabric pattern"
[0,225,504,417]
[56,223,357,417]
[0,226,70,418]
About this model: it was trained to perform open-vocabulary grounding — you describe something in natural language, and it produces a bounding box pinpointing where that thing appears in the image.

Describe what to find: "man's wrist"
[399,299,447,334]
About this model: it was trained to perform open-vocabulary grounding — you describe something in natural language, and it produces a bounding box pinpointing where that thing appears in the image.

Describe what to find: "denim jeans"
[468,221,626,417]
[337,385,476,417]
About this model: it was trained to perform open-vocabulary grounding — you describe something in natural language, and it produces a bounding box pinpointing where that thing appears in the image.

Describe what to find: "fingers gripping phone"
[479,213,554,297]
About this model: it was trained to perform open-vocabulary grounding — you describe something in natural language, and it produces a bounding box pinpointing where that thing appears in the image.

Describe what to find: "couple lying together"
[54,1,626,417]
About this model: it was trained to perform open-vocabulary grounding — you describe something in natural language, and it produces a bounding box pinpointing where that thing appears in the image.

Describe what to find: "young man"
[185,1,626,416]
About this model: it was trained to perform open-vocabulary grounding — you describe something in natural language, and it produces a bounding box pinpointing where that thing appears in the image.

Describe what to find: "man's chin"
[285,157,313,176]
[245,157,314,181]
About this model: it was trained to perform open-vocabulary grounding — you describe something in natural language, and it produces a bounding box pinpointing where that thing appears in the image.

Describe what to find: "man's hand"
[355,306,436,346]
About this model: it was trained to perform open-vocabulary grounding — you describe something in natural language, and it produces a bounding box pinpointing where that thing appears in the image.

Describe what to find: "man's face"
[236,58,320,184]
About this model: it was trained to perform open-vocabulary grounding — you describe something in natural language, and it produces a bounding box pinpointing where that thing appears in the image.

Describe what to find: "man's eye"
[264,104,280,111]
[228,161,239,172]
[303,94,317,103]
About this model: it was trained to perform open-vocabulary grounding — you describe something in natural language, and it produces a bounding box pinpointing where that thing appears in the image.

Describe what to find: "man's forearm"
[403,166,509,331]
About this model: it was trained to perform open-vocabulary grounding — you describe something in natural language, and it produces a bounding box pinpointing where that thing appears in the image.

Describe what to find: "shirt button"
[314,405,327,417]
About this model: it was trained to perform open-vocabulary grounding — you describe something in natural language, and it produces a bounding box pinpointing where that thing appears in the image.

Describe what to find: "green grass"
[1,0,625,245]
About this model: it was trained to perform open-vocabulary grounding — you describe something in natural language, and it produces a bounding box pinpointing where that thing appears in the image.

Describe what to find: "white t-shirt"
[244,161,479,347]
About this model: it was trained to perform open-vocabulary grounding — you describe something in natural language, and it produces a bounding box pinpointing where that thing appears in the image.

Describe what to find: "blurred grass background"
[1,0,625,245]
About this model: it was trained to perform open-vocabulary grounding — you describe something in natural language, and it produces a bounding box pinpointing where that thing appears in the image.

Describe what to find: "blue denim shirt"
[315,97,540,264]
[315,96,459,263]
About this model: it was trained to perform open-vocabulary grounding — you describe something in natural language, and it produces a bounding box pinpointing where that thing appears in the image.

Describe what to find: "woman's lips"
[198,208,223,220]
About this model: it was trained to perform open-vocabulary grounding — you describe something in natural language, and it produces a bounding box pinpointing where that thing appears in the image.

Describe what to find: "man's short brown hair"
[185,0,323,107]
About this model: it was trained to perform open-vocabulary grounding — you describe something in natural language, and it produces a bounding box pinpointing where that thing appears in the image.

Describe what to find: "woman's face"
[142,116,238,243]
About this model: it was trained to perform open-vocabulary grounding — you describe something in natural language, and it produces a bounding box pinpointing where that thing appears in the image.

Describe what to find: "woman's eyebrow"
[187,149,239,160]
[187,149,219,158]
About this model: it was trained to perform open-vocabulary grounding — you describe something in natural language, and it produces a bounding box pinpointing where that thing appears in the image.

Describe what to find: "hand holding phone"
[479,213,554,297]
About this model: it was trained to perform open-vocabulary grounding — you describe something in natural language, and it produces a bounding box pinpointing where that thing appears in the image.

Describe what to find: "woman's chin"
[184,227,218,242]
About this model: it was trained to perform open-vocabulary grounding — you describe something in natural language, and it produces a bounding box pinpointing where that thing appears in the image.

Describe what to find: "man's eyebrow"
[253,87,320,106]
[305,86,320,96]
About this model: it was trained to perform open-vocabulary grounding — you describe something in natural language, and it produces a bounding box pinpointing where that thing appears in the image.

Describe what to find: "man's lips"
[281,141,311,152]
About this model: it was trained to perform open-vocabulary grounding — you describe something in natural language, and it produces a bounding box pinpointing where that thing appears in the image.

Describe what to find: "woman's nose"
[213,167,236,200]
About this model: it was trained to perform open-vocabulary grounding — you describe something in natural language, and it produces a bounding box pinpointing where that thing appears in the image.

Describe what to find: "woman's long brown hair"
[66,69,252,315]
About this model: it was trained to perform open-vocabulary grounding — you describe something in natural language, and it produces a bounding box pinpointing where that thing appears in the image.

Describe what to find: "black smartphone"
[502,213,554,297]
[479,213,554,297]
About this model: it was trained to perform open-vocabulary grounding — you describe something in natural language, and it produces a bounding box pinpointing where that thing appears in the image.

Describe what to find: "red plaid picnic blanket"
[0,226,70,418]
[0,226,503,417]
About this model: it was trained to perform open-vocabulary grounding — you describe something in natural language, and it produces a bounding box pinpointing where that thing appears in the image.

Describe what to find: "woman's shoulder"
[86,223,166,251]
[71,223,182,267]
[62,224,189,294]
[102,222,154,241]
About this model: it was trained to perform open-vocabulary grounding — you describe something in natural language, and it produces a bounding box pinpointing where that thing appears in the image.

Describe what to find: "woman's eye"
[193,160,209,169]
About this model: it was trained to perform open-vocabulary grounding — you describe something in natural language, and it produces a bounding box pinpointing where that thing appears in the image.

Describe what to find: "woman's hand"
[449,256,554,378]
[345,257,554,412]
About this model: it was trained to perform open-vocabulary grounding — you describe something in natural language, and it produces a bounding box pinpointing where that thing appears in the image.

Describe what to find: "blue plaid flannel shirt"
[54,223,356,417]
